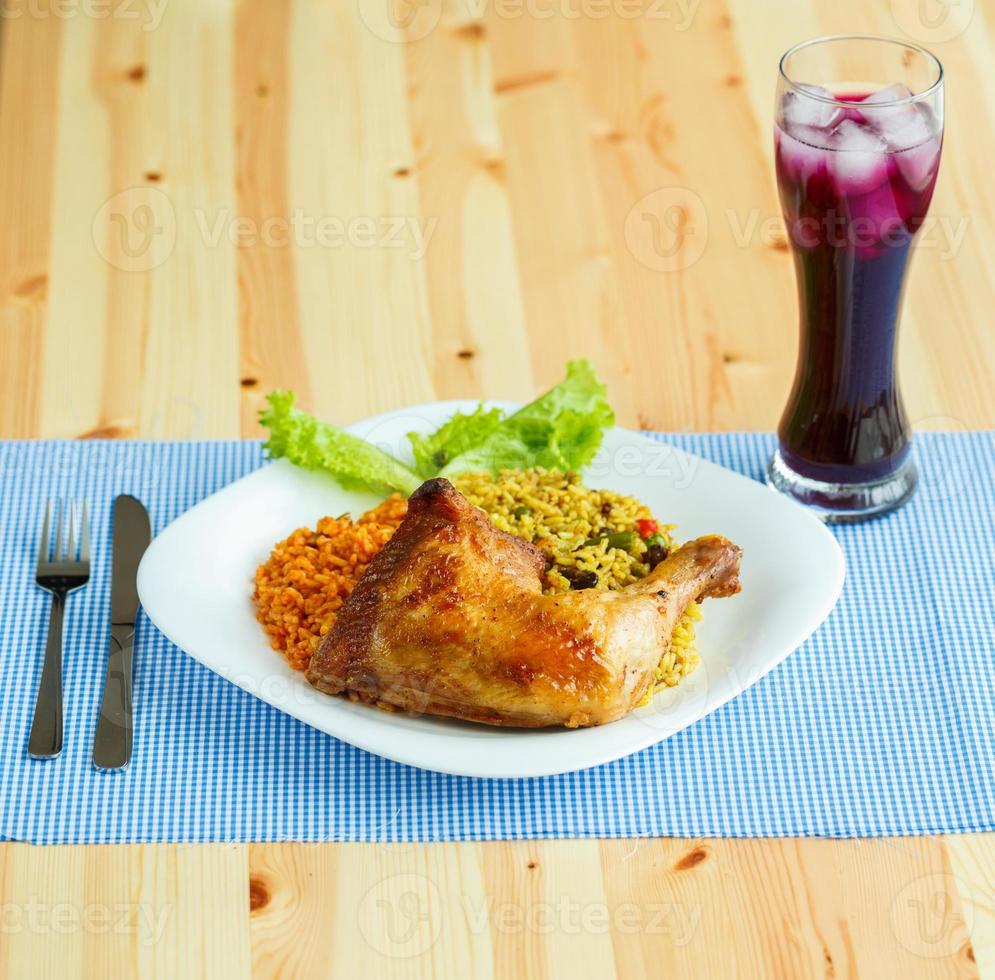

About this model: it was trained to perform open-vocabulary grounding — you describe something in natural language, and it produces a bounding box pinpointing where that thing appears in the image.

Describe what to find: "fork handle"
[92,623,136,770]
[28,592,66,759]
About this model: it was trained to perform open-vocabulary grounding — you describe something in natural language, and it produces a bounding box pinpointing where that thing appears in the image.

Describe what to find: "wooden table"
[1,0,993,975]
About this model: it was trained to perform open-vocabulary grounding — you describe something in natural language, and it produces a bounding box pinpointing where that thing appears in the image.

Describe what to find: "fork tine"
[37,500,53,565]
[79,501,90,564]
[67,501,79,561]
[54,499,66,561]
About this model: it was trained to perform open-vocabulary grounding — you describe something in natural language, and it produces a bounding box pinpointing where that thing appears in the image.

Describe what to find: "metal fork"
[28,500,90,759]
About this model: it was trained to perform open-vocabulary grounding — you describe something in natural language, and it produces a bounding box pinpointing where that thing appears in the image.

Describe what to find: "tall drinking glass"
[767,36,944,521]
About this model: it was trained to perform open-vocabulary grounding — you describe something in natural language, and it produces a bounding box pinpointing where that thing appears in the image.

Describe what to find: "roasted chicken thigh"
[307,478,742,728]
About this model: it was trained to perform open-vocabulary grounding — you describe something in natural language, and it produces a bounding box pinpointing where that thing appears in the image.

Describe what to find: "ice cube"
[776,125,829,183]
[861,83,914,105]
[830,119,888,193]
[881,105,933,151]
[781,83,842,131]
[896,134,941,190]
[860,85,935,151]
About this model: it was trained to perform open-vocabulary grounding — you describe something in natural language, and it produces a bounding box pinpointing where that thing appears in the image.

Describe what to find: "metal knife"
[92,494,151,770]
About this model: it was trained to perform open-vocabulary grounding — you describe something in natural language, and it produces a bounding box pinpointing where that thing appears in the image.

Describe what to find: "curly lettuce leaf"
[436,360,614,479]
[407,404,503,477]
[260,390,421,496]
[260,361,614,497]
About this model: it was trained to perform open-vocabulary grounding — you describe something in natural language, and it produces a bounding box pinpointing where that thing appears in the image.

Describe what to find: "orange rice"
[253,495,407,670]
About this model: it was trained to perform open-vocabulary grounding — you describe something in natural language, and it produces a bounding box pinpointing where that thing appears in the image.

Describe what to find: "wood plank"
[247,841,495,978]
[132,0,240,439]
[487,14,645,428]
[402,2,536,403]
[0,844,251,979]
[947,834,995,977]
[285,0,436,426]
[233,0,311,437]
[0,3,62,439]
[599,837,980,978]
[575,3,794,431]
[39,8,150,439]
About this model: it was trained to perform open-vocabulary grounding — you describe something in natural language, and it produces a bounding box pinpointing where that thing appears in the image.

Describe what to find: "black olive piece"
[645,544,670,567]
[432,449,448,468]
[564,568,599,590]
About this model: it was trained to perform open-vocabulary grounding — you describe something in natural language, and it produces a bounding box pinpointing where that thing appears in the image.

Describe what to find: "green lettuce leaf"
[436,359,614,479]
[259,361,615,497]
[407,403,503,477]
[260,390,422,496]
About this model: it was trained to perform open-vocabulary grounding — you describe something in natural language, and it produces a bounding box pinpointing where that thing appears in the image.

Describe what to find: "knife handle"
[93,622,136,770]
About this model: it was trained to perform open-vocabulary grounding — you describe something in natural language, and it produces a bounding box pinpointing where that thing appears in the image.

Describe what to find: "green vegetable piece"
[605,530,638,551]
[407,404,504,478]
[582,530,637,551]
[436,360,615,479]
[259,390,422,497]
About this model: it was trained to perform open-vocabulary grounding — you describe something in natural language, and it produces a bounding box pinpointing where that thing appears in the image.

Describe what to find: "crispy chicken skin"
[307,479,742,728]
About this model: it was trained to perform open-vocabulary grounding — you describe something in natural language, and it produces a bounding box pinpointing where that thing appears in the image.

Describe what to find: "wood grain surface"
[1,0,992,976]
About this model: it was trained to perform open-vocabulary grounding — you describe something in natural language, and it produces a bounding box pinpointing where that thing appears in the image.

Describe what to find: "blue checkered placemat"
[0,434,992,843]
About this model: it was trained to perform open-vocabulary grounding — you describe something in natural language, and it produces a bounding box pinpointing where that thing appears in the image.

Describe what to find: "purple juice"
[774,86,942,485]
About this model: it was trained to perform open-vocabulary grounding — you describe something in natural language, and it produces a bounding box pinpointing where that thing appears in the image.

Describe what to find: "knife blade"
[92,494,151,770]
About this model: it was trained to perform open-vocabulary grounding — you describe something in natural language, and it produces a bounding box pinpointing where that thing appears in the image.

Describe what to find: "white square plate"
[137,402,845,778]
